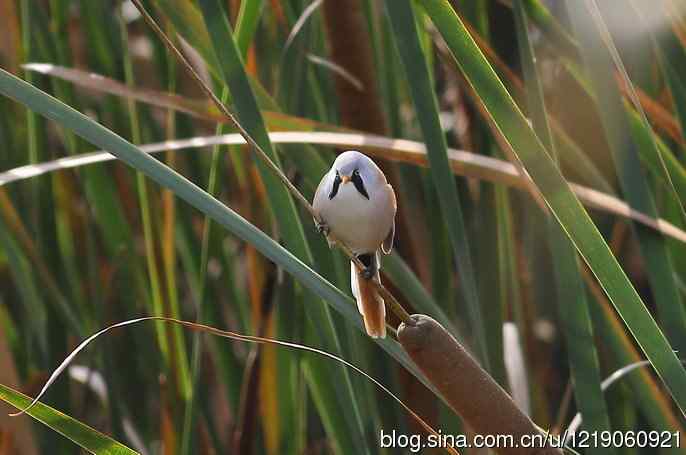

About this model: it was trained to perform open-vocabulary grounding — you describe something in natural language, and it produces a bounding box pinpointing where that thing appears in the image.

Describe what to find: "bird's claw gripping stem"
[316,219,330,236]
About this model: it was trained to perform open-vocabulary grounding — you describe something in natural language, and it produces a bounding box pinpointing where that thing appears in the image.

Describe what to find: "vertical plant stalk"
[512,1,613,451]
[321,0,386,133]
[121,20,167,360]
[385,0,490,370]
[195,1,372,452]
[158,27,195,403]
[119,11,192,399]
[398,315,562,455]
[180,0,262,446]
[321,0,426,282]
[20,0,38,211]
[320,0,434,440]
[232,270,277,455]
[0,273,38,455]
[0,0,20,74]
[179,87,228,455]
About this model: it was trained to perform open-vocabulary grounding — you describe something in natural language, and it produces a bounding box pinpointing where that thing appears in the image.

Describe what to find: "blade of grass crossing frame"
[416,0,686,413]
[590,0,686,217]
[277,3,381,442]
[197,0,309,260]
[384,0,489,369]
[151,0,219,75]
[158,43,193,408]
[564,0,686,354]
[235,0,265,58]
[0,67,451,452]
[0,383,138,455]
[513,0,613,446]
[195,1,369,452]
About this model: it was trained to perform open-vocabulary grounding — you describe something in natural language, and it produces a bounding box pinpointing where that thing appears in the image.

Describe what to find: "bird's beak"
[341,175,352,184]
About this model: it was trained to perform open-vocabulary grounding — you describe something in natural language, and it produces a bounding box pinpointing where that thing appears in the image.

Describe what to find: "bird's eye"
[353,169,359,176]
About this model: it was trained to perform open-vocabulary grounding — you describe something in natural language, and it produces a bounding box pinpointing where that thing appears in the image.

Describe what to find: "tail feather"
[350,261,386,338]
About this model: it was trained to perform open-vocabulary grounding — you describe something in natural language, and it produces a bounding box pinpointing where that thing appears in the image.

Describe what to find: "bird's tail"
[350,253,386,338]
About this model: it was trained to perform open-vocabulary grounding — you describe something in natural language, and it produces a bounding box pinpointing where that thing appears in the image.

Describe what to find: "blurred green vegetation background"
[0,0,685,453]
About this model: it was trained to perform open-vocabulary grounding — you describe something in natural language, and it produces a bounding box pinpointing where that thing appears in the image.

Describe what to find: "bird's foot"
[357,253,376,280]
[316,220,335,248]
[316,219,330,237]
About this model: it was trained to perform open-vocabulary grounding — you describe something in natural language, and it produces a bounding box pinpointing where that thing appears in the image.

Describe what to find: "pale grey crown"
[332,150,384,185]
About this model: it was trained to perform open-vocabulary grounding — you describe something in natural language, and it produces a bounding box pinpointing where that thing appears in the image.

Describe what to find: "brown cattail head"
[398,315,561,455]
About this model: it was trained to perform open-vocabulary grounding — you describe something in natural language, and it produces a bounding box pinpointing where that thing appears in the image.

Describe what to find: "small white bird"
[313,151,397,338]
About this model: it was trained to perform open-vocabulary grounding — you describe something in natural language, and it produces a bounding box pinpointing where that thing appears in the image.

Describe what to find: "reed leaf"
[0,383,138,455]
[417,0,686,413]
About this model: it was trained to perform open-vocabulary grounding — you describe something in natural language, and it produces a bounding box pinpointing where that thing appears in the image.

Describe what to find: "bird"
[313,150,396,338]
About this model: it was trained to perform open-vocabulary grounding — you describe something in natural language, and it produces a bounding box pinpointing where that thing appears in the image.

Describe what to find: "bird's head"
[329,151,373,200]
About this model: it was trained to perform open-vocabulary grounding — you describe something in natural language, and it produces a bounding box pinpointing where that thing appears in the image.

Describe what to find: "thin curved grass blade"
[0,67,444,406]
[13,316,460,455]
[584,268,686,445]
[565,359,686,439]
[305,54,364,91]
[282,0,323,55]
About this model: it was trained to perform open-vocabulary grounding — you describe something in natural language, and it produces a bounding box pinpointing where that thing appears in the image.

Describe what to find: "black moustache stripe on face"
[352,173,369,199]
[328,171,369,200]
[329,173,341,200]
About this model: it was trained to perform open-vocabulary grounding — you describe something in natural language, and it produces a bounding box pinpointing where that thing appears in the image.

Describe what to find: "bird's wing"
[382,222,395,254]
[381,184,396,254]
[312,171,330,223]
